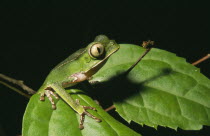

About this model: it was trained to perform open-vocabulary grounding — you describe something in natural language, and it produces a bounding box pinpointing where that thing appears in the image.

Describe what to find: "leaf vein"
[146,85,210,109]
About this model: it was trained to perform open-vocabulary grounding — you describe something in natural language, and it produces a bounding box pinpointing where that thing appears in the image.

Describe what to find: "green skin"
[37,35,120,129]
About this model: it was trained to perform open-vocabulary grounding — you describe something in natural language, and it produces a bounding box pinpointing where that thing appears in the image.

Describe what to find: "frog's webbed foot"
[39,87,59,110]
[76,99,101,129]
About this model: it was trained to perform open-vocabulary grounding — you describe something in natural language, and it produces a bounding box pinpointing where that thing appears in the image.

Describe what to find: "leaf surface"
[22,89,141,136]
[91,44,210,130]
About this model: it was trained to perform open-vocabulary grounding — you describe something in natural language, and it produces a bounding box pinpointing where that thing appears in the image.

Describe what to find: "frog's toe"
[39,92,45,101]
[83,110,102,122]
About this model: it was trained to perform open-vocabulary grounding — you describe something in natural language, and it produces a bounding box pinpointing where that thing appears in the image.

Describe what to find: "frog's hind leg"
[47,83,102,129]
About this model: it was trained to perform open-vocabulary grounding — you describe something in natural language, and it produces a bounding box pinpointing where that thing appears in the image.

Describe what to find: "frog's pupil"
[97,47,101,54]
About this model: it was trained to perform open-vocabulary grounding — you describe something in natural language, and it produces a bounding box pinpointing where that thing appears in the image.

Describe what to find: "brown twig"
[192,54,210,66]
[126,40,154,74]
[126,48,152,73]
[0,73,36,94]
[104,105,115,112]
[0,81,31,98]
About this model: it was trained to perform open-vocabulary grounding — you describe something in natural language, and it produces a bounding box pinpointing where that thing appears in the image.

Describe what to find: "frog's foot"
[39,87,59,110]
[76,99,101,129]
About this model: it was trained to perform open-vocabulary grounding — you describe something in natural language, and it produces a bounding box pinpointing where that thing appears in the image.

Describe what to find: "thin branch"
[192,54,210,66]
[0,73,36,94]
[126,40,154,74]
[0,81,31,98]
[126,48,152,73]
[104,105,115,112]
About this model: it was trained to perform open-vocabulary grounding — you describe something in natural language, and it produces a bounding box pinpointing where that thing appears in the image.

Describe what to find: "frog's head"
[83,35,120,75]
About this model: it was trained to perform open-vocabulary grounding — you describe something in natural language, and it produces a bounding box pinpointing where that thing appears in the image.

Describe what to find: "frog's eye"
[89,43,104,58]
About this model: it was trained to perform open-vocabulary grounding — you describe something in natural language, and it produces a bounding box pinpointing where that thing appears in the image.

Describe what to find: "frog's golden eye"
[89,43,104,58]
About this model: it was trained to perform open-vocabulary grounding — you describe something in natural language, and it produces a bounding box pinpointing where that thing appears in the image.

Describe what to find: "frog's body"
[37,35,120,129]
[43,48,86,85]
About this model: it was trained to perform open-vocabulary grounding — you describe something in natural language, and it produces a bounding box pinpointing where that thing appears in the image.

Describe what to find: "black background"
[0,1,210,136]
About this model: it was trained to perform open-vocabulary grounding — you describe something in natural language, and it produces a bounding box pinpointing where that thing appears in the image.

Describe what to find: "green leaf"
[22,88,141,136]
[91,44,210,130]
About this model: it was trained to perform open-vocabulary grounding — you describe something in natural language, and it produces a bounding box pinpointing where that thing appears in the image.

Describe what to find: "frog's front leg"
[39,74,84,109]
[39,86,59,109]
